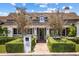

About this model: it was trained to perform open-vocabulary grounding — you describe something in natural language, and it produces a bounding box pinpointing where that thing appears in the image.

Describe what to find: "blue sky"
[0,3,79,16]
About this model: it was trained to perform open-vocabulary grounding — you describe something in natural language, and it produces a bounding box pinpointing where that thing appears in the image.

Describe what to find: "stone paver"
[33,43,49,53]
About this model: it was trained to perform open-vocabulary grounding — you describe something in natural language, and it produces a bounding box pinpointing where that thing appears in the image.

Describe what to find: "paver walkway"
[33,43,49,53]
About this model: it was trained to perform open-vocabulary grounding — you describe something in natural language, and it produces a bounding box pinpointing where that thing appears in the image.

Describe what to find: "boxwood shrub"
[76,44,79,52]
[67,37,79,44]
[0,45,6,53]
[0,36,17,44]
[47,37,76,52]
[31,36,36,52]
[5,38,24,53]
[68,24,76,37]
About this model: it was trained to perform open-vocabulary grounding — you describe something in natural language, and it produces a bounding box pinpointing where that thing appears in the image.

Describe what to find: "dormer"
[39,16,48,23]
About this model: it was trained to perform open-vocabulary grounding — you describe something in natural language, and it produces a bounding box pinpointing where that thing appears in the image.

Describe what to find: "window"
[13,28,17,34]
[45,17,48,19]
[45,17,48,21]
[13,28,21,34]
[0,20,4,25]
[29,16,32,19]
[7,19,15,24]
[50,29,54,36]
[27,28,32,34]
[7,19,15,22]
[39,16,45,23]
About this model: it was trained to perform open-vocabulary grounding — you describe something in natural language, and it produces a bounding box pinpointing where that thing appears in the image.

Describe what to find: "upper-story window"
[39,16,45,23]
[7,19,15,24]
[29,16,32,19]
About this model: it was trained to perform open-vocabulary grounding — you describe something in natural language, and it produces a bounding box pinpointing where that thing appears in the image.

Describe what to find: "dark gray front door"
[37,28,46,43]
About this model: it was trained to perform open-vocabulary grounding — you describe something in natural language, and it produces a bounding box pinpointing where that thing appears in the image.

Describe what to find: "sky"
[0,3,79,16]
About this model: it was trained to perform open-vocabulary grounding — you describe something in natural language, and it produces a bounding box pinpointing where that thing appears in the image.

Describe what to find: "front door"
[37,28,46,43]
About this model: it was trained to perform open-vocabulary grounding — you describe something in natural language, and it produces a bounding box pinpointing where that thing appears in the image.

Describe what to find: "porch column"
[76,22,79,37]
[34,28,37,36]
[46,28,50,37]
[8,26,13,37]
[65,28,66,36]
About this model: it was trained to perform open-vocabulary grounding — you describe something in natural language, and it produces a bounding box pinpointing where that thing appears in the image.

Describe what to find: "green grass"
[76,44,79,52]
[0,45,6,53]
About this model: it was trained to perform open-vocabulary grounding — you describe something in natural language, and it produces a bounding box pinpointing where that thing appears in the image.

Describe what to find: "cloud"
[44,10,52,13]
[55,3,59,5]
[33,8,57,13]
[10,3,16,6]
[0,12,9,16]
[46,8,57,13]
[39,4,47,8]
[35,3,48,8]
[37,10,52,13]
[31,10,34,12]
[47,8,56,11]
[69,6,72,9]
[62,6,65,9]
[34,3,48,5]
[26,10,35,13]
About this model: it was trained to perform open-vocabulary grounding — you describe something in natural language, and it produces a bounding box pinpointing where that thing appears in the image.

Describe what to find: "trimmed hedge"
[68,24,76,37]
[47,37,76,52]
[67,37,79,44]
[0,45,6,53]
[76,44,79,52]
[5,38,24,53]
[0,36,17,44]
[31,36,36,51]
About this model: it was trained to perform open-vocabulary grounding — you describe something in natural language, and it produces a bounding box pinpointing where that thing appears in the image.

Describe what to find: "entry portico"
[25,25,50,43]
